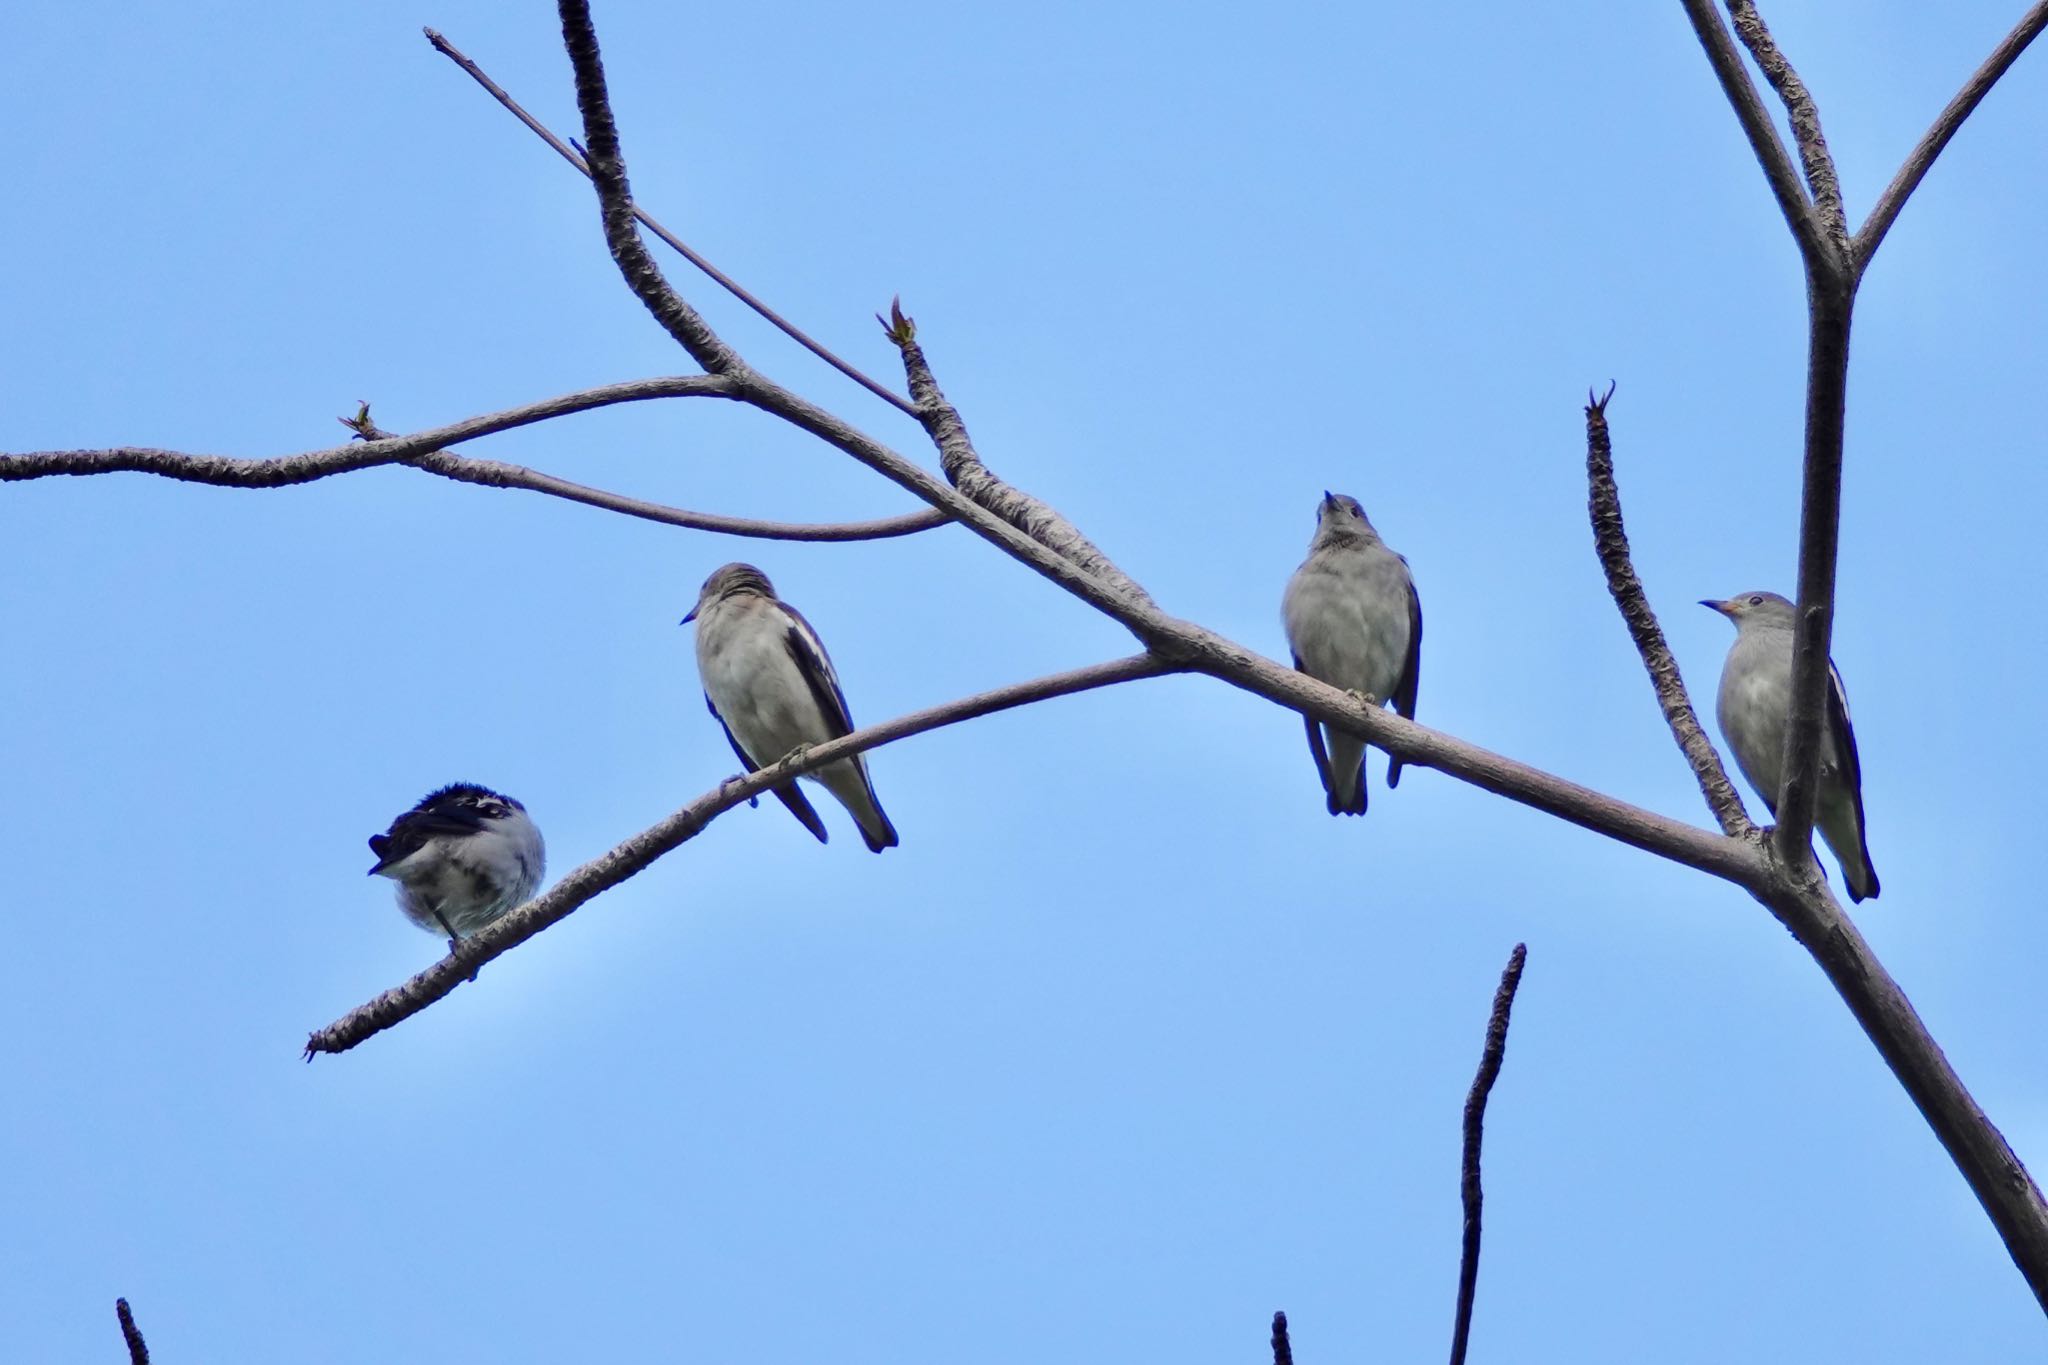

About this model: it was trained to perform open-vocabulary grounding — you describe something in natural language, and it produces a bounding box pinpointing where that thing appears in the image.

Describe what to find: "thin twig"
[1856,2,2048,278]
[424,29,917,417]
[1676,0,1831,269]
[881,299,1154,607]
[1271,1311,1294,1365]
[307,653,1174,1056]
[1583,385,1752,836]
[1724,0,1852,257]
[116,1299,149,1365]
[1449,944,1528,1365]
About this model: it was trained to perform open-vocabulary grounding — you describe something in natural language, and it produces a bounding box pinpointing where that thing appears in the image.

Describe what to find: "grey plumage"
[368,783,545,945]
[685,562,899,852]
[1281,492,1422,815]
[1704,591,1879,902]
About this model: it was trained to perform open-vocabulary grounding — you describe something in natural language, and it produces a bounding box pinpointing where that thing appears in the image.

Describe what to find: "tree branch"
[1768,887,2048,1312]
[1,375,735,485]
[1855,2,2048,279]
[1450,944,1527,1365]
[306,653,1174,1056]
[882,300,1156,608]
[116,1299,149,1365]
[1676,0,1831,268]
[1271,1311,1294,1365]
[1724,1,1852,257]
[423,27,919,418]
[1583,386,1753,836]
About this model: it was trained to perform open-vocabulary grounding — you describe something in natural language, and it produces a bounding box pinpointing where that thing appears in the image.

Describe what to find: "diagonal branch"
[1856,2,2048,279]
[306,653,1174,1056]
[1583,386,1752,836]
[1724,0,1852,257]
[882,301,1156,608]
[423,27,919,418]
[1449,944,1528,1365]
[1676,0,1831,268]
[1270,1311,1294,1365]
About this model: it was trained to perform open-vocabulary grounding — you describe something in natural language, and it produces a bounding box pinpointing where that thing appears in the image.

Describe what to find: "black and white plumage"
[1281,491,1422,815]
[367,783,546,945]
[684,562,899,852]
[1703,590,1879,902]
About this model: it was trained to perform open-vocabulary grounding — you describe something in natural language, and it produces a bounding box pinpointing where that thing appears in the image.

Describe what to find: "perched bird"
[684,562,899,852]
[1704,591,1879,902]
[1281,491,1422,815]
[367,783,546,949]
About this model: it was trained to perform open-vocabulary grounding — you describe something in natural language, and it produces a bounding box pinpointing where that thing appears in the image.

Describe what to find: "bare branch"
[1449,944,1528,1365]
[1766,886,2048,1312]
[116,1299,149,1365]
[1856,3,2048,278]
[1676,0,1831,268]
[882,300,1156,608]
[1,376,734,485]
[306,654,1173,1056]
[1583,386,1753,836]
[1271,1311,1294,1365]
[556,0,744,373]
[423,27,918,418]
[1724,1,1852,257]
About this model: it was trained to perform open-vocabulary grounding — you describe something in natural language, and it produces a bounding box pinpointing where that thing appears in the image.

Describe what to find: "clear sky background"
[5,2,2046,1360]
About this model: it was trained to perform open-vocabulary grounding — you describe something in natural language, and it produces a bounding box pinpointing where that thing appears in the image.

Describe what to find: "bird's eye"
[1747,594,1764,607]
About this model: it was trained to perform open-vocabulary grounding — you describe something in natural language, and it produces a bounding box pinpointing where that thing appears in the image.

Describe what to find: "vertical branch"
[1724,0,1852,255]
[116,1299,150,1365]
[1450,945,1529,1365]
[1583,386,1754,836]
[1271,1310,1295,1365]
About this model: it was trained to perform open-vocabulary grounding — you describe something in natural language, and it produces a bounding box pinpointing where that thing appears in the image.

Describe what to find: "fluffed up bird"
[685,562,899,852]
[1704,591,1879,902]
[1281,491,1422,815]
[367,783,546,949]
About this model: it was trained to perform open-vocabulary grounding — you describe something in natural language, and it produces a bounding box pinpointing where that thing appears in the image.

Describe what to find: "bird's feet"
[1346,688,1381,707]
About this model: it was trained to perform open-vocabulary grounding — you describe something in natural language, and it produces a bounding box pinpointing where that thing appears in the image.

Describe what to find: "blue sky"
[6,2,2047,1359]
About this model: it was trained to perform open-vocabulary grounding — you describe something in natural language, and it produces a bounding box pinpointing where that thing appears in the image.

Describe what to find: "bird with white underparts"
[1703,590,1879,902]
[1281,491,1422,815]
[367,783,546,952]
[685,562,899,852]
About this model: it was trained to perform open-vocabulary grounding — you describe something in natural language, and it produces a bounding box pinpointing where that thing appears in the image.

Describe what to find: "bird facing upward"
[1281,491,1422,815]
[685,562,899,852]
[1703,590,1879,902]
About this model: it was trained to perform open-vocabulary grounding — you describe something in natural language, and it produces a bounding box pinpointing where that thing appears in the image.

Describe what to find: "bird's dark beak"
[681,606,698,624]
[1699,599,1728,616]
[1321,490,1335,507]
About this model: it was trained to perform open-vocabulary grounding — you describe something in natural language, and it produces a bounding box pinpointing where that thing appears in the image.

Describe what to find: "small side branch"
[116,1299,150,1365]
[306,654,1173,1056]
[1583,386,1752,836]
[1449,944,1528,1365]
[1271,1311,1294,1365]
[1676,0,1830,268]
[423,27,917,417]
[1856,2,2048,278]
[1724,0,1851,256]
[880,301,1156,608]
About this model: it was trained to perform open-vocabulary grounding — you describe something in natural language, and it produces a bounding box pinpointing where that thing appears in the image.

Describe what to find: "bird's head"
[1700,590,1796,628]
[683,562,775,624]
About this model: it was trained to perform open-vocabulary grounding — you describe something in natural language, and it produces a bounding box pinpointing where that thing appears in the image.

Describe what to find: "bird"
[1281,491,1422,815]
[1703,590,1879,902]
[367,783,546,951]
[684,562,899,852]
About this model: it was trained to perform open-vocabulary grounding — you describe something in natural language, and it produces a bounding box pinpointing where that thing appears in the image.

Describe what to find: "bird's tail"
[1325,732,1368,817]
[1820,797,1880,903]
[820,757,899,852]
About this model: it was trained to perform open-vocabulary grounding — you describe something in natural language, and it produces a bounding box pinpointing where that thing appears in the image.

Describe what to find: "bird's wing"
[1388,570,1423,788]
[705,687,826,842]
[781,603,857,741]
[1293,651,1336,798]
[366,806,485,874]
[1827,662,1865,802]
